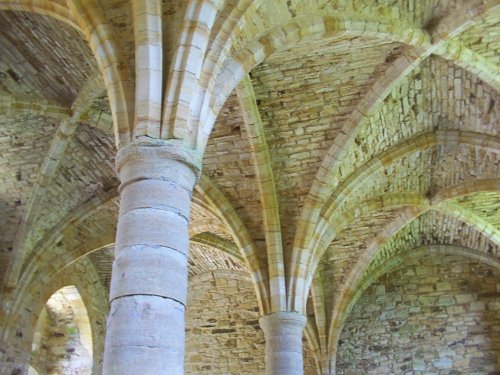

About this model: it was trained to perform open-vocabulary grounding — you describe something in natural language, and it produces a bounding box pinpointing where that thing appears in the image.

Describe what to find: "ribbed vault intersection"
[0,1,498,374]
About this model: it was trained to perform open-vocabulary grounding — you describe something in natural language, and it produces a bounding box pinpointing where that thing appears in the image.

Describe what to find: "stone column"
[321,357,335,375]
[259,312,308,375]
[102,141,200,375]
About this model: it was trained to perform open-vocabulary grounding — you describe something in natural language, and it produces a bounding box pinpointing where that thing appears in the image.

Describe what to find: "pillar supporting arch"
[236,74,286,312]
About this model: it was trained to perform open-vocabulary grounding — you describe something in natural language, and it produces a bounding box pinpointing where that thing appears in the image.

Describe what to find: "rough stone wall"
[337,253,500,374]
[0,11,97,105]
[185,270,317,374]
[185,270,265,375]
[0,113,58,288]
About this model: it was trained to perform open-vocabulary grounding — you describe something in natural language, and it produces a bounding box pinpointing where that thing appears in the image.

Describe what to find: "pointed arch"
[289,131,500,312]
[197,174,271,313]
[30,285,93,374]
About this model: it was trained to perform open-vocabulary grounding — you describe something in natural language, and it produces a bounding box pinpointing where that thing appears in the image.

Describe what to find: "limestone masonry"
[0,1,498,374]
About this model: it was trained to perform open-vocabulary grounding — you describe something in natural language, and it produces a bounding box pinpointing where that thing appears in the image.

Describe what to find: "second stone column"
[260,311,308,375]
[102,141,200,375]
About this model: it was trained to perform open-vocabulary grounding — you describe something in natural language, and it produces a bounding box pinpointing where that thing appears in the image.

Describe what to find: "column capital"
[116,139,203,178]
[259,311,307,333]
[115,140,202,192]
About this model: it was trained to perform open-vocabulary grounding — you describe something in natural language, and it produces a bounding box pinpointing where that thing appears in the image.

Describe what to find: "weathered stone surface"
[0,2,499,375]
[0,113,57,286]
[185,270,265,375]
[337,254,500,375]
[185,270,317,375]
[260,311,308,375]
[103,141,200,375]
[0,11,97,105]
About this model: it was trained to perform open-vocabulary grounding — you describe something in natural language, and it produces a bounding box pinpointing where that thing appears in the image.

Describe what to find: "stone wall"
[337,253,500,374]
[185,269,317,374]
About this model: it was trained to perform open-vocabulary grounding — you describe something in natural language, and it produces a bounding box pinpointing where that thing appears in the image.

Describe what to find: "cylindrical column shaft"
[102,141,200,375]
[321,357,336,375]
[259,311,308,375]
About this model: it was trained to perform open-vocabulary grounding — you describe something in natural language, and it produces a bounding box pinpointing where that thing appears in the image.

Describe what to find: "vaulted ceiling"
[0,0,498,369]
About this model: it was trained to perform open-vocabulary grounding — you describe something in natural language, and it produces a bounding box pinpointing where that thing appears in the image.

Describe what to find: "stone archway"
[30,285,93,374]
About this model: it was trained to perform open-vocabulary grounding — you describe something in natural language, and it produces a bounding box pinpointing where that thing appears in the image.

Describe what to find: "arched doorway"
[31,285,93,374]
